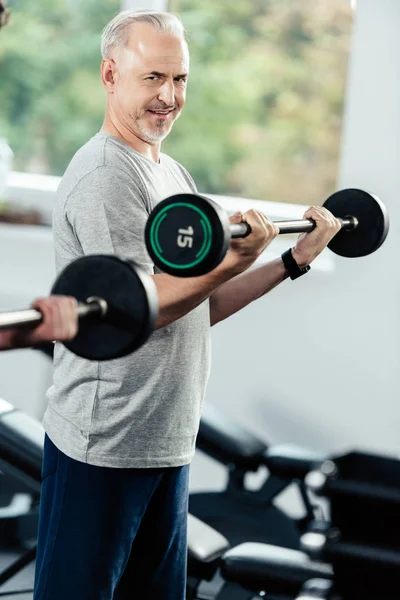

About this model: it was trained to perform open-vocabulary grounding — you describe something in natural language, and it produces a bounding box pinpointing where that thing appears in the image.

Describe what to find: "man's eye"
[146,76,158,81]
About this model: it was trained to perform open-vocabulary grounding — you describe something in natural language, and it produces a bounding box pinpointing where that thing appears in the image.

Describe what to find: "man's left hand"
[291,205,341,267]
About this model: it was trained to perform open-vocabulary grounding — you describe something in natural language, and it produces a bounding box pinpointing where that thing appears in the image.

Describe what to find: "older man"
[34,9,340,600]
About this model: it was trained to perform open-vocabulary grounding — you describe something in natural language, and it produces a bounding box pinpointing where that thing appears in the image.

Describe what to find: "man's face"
[104,23,189,145]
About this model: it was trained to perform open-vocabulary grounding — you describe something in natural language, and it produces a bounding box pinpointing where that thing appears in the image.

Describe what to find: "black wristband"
[281,248,311,280]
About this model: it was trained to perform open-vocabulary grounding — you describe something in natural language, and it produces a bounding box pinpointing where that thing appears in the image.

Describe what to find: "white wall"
[0,0,399,494]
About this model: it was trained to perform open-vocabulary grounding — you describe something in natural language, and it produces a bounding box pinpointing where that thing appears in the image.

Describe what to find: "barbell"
[144,189,389,277]
[0,255,158,360]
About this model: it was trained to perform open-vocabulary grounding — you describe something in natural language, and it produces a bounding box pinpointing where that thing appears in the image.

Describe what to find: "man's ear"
[101,58,117,92]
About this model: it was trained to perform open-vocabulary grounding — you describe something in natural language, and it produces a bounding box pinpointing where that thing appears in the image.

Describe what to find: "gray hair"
[101,9,187,59]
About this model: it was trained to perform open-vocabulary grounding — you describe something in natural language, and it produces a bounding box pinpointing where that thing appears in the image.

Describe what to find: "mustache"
[147,105,177,112]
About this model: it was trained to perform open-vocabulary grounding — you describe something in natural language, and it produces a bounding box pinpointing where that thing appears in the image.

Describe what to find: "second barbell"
[0,255,158,361]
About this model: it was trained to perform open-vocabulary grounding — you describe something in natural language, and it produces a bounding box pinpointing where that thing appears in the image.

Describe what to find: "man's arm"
[153,271,230,329]
[209,205,341,326]
[209,258,288,326]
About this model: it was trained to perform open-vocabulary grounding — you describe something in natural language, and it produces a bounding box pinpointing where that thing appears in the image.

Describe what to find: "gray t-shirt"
[43,133,211,468]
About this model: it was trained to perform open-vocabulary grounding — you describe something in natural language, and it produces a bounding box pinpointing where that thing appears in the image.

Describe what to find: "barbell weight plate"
[323,189,389,258]
[145,193,231,277]
[51,255,158,360]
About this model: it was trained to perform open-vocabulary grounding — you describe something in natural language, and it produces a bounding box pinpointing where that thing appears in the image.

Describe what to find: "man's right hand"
[0,296,79,351]
[218,210,280,276]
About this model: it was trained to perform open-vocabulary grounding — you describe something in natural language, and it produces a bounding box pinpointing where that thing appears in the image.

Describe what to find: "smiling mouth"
[147,109,174,116]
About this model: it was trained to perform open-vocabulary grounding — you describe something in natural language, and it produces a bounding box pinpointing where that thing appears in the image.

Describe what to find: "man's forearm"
[152,267,234,329]
[209,258,289,326]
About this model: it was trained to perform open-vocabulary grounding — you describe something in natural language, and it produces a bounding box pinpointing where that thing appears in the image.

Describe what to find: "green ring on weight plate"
[149,202,213,269]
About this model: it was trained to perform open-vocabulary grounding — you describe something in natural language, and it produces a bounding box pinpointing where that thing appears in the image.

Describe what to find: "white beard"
[135,109,181,144]
[137,121,170,143]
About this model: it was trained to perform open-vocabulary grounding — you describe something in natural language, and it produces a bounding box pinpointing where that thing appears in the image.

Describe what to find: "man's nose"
[158,80,175,106]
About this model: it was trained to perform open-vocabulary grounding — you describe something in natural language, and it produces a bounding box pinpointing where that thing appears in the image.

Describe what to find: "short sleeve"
[65,165,154,273]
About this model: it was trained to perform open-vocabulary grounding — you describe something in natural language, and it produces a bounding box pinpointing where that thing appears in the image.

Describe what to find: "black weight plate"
[323,189,389,258]
[145,193,231,277]
[51,255,158,360]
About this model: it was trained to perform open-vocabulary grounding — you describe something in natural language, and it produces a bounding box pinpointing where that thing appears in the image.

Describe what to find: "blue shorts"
[34,434,189,600]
